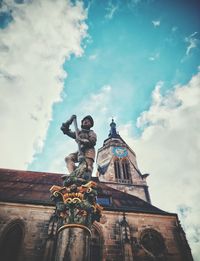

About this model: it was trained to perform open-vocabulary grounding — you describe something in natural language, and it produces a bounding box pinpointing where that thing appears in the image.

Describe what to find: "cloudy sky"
[0,0,200,259]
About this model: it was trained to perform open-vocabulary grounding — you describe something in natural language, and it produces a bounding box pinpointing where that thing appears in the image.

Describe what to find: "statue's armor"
[78,129,96,160]
[63,125,97,174]
[65,128,96,160]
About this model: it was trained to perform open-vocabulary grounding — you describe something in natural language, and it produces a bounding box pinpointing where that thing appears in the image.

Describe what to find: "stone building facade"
[0,121,193,261]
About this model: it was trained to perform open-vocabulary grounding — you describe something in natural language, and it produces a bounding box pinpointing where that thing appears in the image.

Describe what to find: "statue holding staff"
[61,115,97,181]
[50,115,102,260]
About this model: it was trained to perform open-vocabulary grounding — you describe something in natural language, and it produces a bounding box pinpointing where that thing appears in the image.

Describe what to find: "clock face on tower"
[112,147,128,158]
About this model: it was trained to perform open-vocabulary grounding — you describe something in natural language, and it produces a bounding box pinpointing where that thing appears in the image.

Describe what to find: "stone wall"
[0,203,191,261]
[94,211,189,261]
[0,202,53,261]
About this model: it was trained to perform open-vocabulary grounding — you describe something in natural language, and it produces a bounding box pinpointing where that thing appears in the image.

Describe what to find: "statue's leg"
[65,152,78,174]
[85,157,94,179]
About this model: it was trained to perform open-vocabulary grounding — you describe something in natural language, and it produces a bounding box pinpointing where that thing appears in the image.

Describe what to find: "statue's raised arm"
[61,114,76,138]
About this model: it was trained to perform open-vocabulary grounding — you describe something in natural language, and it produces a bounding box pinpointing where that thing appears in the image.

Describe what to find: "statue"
[60,115,97,184]
[50,114,102,230]
[48,115,102,261]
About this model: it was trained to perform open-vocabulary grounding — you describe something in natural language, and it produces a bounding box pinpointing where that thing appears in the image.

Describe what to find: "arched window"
[90,225,102,261]
[140,229,166,257]
[0,220,24,261]
[114,159,121,179]
[122,159,131,181]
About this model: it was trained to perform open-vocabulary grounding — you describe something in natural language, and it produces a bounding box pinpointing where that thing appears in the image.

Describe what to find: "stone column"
[50,180,102,261]
[55,224,91,261]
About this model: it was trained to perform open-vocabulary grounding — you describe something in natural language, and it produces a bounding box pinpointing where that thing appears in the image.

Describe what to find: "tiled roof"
[0,168,173,216]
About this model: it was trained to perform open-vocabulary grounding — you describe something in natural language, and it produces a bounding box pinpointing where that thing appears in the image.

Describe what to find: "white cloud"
[81,85,112,114]
[89,54,98,60]
[120,73,200,260]
[130,0,141,3]
[172,26,178,32]
[148,52,160,61]
[0,0,87,169]
[127,0,146,8]
[185,32,199,56]
[105,1,119,20]
[152,20,160,27]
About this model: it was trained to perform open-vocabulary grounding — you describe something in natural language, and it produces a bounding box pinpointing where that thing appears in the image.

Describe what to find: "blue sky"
[29,0,200,170]
[0,0,200,259]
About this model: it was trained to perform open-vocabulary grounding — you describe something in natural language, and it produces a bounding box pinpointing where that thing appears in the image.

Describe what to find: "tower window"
[122,160,131,180]
[114,159,121,179]
[114,158,132,184]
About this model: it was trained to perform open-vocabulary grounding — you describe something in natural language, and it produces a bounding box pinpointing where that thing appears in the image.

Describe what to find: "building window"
[114,158,132,184]
[0,220,24,261]
[122,159,131,181]
[114,159,121,179]
[90,226,102,261]
[96,196,111,206]
[140,229,165,257]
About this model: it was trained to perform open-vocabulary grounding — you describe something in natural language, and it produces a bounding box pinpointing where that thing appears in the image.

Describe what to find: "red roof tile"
[0,168,174,216]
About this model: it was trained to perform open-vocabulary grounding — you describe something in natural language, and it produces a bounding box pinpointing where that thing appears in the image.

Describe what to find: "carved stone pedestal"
[50,171,102,261]
[55,224,91,261]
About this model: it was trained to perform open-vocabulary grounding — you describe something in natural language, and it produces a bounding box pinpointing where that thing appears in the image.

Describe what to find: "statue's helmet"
[81,115,94,127]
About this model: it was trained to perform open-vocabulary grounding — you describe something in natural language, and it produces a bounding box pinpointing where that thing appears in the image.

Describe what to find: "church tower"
[96,119,151,203]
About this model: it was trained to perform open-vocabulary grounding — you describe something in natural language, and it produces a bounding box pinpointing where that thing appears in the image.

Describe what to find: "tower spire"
[108,118,119,138]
